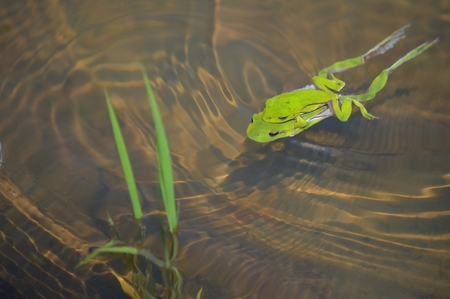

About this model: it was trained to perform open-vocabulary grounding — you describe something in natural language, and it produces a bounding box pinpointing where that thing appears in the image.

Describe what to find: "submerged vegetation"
[76,65,195,299]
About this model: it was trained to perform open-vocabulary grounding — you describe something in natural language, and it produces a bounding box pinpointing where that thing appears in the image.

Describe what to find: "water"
[0,0,449,298]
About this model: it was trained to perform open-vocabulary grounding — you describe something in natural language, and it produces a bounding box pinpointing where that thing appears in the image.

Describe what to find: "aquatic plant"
[76,65,192,299]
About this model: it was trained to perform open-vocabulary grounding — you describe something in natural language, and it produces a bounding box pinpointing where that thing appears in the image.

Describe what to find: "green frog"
[247,25,438,143]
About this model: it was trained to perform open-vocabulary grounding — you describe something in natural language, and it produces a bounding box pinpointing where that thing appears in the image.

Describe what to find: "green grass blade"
[169,266,183,296]
[105,88,143,220]
[140,65,177,233]
[137,249,166,268]
[75,240,124,268]
[110,269,143,299]
[96,246,139,255]
[76,242,165,270]
[196,288,203,299]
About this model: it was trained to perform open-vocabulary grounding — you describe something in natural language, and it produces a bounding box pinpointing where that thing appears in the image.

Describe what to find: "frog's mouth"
[269,132,281,137]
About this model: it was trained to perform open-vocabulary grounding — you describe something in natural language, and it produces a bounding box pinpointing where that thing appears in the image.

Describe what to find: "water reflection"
[0,0,449,298]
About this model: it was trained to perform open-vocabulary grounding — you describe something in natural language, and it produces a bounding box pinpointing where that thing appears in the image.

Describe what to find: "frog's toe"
[364,112,378,120]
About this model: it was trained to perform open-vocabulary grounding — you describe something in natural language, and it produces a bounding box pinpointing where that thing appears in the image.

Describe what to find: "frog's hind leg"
[387,38,439,73]
[341,38,439,119]
[350,38,439,103]
[318,24,410,78]
[362,24,410,62]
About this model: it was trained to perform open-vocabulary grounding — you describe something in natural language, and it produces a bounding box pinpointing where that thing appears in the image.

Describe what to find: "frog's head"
[246,112,299,143]
[262,96,297,123]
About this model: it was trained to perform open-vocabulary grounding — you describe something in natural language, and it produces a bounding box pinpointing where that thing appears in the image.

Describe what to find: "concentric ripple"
[0,0,449,298]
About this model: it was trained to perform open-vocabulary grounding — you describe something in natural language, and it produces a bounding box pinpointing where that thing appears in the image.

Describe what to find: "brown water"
[0,0,449,298]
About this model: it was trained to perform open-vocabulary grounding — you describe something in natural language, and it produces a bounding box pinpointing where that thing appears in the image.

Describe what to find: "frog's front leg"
[312,73,346,93]
[329,98,353,122]
[295,115,308,128]
[293,105,333,131]
[317,24,410,78]
[327,95,375,121]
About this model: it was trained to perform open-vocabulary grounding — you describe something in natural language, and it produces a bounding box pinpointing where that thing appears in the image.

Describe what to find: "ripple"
[0,0,449,298]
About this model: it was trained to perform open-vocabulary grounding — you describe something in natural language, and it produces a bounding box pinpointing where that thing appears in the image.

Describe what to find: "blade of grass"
[110,269,142,299]
[80,244,165,269]
[75,240,124,268]
[140,65,177,233]
[196,288,203,299]
[105,88,143,220]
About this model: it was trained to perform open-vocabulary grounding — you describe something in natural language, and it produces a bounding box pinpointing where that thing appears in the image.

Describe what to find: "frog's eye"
[278,116,288,121]
[269,132,279,137]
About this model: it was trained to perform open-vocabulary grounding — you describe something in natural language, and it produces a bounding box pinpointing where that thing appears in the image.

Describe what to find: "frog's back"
[268,90,329,107]
[265,89,332,114]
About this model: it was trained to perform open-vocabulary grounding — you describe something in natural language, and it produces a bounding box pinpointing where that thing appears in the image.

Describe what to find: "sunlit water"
[0,0,449,298]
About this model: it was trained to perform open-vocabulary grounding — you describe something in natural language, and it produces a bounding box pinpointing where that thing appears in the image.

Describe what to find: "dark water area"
[0,0,449,298]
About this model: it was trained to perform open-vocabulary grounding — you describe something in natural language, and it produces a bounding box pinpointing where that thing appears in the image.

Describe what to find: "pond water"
[0,0,449,298]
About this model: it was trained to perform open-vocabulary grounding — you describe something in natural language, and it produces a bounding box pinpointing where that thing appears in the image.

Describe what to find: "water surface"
[0,0,449,298]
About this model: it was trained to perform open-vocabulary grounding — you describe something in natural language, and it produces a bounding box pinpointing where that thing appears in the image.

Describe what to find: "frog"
[247,104,334,143]
[261,24,439,124]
